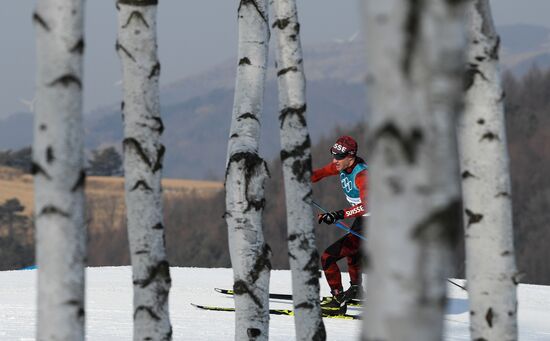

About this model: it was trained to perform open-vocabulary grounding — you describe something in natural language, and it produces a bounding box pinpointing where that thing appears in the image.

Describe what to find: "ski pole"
[447,279,467,291]
[311,200,367,241]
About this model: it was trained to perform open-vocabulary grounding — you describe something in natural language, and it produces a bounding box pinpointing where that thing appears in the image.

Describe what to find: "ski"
[214,288,363,307]
[191,303,360,320]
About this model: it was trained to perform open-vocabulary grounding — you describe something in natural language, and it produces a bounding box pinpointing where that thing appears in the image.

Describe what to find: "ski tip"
[214,288,223,293]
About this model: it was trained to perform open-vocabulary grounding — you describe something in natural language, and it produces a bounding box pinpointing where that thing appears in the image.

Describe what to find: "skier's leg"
[321,235,348,294]
[346,238,362,285]
[347,217,364,285]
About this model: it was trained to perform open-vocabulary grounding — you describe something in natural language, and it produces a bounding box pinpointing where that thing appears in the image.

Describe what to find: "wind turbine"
[334,31,359,44]
[19,97,36,113]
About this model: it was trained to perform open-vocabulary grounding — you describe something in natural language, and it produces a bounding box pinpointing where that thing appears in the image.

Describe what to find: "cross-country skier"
[311,135,368,316]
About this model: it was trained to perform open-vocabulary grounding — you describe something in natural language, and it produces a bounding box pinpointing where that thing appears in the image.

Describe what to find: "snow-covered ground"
[1,267,549,340]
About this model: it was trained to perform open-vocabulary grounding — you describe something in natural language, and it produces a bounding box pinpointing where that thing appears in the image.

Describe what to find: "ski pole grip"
[311,200,366,241]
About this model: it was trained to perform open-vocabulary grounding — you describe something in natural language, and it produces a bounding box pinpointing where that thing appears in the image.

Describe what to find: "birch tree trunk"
[271,1,326,339]
[33,0,86,339]
[458,1,519,339]
[116,1,172,340]
[361,0,467,340]
[225,1,272,340]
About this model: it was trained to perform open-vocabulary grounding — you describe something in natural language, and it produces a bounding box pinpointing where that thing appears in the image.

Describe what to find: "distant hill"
[499,24,550,73]
[1,24,549,179]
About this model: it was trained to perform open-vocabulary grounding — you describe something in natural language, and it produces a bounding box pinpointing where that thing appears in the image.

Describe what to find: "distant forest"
[1,66,549,285]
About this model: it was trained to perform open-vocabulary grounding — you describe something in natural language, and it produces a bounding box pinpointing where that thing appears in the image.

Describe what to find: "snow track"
[1,267,549,340]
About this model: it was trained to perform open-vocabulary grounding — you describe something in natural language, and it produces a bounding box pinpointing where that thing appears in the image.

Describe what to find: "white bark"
[458,1,519,340]
[271,0,326,339]
[116,1,172,340]
[225,1,272,340]
[361,0,467,340]
[33,0,86,339]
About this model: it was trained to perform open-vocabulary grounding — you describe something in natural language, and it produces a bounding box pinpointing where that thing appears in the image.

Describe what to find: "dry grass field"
[0,166,223,221]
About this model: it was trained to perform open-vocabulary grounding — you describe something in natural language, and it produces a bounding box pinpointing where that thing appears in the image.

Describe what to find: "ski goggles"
[331,151,349,160]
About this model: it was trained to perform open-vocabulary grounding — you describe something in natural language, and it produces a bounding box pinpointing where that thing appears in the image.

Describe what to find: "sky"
[0,0,549,119]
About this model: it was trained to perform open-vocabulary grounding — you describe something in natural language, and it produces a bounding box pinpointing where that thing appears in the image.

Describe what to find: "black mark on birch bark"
[277,66,298,76]
[118,0,158,5]
[124,138,152,168]
[46,147,55,163]
[465,208,483,226]
[134,306,160,321]
[280,137,312,182]
[152,223,164,230]
[72,170,86,192]
[239,0,268,25]
[312,324,327,341]
[148,62,160,79]
[374,123,423,164]
[33,13,50,31]
[225,152,268,212]
[65,300,85,318]
[31,162,51,180]
[294,23,300,34]
[152,145,165,173]
[133,260,171,288]
[233,280,263,308]
[250,243,272,283]
[247,328,261,338]
[279,104,306,129]
[238,57,251,65]
[152,117,164,134]
[388,176,404,194]
[295,302,314,310]
[480,132,500,142]
[411,199,461,246]
[489,36,500,60]
[272,18,291,30]
[495,192,510,198]
[123,10,149,29]
[131,180,152,191]
[464,63,488,90]
[462,170,476,180]
[70,39,85,54]
[237,112,259,123]
[48,75,82,89]
[402,0,421,76]
[116,41,136,62]
[303,251,320,281]
[477,118,485,125]
[497,91,505,103]
[40,205,71,218]
[485,307,494,327]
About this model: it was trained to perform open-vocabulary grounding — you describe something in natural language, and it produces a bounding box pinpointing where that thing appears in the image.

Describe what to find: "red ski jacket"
[311,157,369,219]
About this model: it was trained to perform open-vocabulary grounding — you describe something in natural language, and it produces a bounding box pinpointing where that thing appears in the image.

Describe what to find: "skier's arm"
[311,162,338,183]
[342,169,368,219]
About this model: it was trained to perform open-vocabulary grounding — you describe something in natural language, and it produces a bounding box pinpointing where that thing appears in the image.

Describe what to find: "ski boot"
[342,283,365,302]
[321,290,347,316]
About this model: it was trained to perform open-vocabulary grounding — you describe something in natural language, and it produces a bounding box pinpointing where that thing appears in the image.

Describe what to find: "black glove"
[317,210,345,225]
